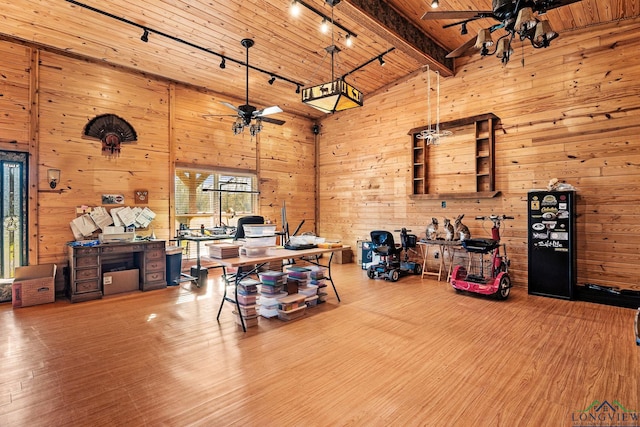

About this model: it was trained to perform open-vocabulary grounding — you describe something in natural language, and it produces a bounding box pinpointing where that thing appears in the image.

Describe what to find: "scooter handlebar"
[475,215,514,221]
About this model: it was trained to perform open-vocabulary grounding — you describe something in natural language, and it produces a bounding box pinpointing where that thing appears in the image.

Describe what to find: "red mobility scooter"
[450,215,514,300]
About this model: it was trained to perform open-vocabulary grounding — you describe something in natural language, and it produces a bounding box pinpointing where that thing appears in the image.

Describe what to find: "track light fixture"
[320,18,329,34]
[345,33,353,47]
[461,22,468,36]
[296,85,301,94]
[290,0,301,17]
[268,76,276,85]
[430,0,439,8]
[378,55,386,66]
[288,0,358,48]
[64,1,305,93]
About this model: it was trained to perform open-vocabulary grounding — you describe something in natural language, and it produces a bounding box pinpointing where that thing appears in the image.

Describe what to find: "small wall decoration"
[134,190,148,204]
[102,194,125,205]
[83,114,138,158]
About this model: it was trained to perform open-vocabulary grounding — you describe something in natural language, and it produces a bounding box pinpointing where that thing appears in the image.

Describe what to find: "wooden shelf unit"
[409,113,500,198]
[412,136,427,195]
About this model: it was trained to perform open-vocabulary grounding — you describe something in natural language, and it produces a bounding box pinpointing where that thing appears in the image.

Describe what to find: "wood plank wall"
[316,17,640,292]
[0,41,315,291]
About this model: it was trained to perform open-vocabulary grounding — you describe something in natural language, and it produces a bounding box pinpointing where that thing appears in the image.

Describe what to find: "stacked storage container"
[285,266,311,294]
[241,224,277,257]
[234,278,260,328]
[258,270,287,318]
[277,293,307,321]
[309,266,328,303]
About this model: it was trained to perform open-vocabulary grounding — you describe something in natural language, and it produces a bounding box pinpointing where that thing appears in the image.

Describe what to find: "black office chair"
[233,215,264,240]
[220,215,265,287]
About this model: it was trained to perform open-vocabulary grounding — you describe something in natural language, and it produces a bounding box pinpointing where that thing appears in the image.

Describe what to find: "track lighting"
[378,55,386,66]
[140,28,149,43]
[219,57,226,69]
[461,22,468,35]
[295,85,301,94]
[268,76,276,85]
[290,0,301,17]
[320,18,329,34]
[430,0,439,8]
[345,33,353,47]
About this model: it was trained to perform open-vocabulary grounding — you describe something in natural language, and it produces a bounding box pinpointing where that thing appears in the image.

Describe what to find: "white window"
[175,168,258,231]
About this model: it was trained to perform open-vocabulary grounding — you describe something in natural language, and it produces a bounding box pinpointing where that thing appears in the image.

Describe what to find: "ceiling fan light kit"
[424,0,578,65]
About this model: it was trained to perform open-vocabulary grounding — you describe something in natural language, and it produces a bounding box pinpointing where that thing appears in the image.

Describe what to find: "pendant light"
[416,66,452,145]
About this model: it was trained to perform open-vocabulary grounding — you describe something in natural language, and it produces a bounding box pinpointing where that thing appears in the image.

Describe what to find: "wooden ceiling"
[2,0,636,121]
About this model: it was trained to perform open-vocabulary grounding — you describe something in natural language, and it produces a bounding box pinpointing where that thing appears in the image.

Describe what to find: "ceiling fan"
[422,0,582,62]
[206,38,285,136]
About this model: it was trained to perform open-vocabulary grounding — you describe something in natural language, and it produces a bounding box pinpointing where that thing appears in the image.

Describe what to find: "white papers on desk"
[114,206,136,227]
[89,206,113,230]
[70,214,98,239]
[135,207,156,228]
[110,207,124,227]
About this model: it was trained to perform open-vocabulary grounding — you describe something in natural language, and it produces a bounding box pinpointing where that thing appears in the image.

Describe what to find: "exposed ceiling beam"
[341,0,454,77]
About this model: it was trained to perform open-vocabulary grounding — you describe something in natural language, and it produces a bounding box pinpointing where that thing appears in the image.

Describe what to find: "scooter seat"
[462,238,498,253]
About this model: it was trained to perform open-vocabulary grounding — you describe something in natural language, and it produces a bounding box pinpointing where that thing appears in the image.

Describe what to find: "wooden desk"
[417,240,464,281]
[212,246,349,331]
[67,240,166,302]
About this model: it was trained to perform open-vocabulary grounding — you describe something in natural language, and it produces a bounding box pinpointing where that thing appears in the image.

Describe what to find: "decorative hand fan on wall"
[83,114,138,157]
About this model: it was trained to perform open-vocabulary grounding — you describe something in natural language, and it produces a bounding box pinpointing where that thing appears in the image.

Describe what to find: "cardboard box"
[103,269,139,295]
[333,248,353,264]
[1,278,15,302]
[12,264,57,308]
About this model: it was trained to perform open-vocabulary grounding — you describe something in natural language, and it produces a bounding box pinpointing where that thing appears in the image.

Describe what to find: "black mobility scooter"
[367,228,422,282]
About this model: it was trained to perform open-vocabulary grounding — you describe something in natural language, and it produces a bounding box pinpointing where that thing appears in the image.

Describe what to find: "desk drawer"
[145,249,164,261]
[75,256,99,268]
[145,259,165,272]
[146,242,165,251]
[145,270,165,283]
[75,279,100,293]
[102,244,143,254]
[75,247,99,256]
[75,267,99,280]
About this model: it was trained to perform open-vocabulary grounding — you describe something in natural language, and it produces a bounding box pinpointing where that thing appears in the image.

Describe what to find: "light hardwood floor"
[1,264,638,426]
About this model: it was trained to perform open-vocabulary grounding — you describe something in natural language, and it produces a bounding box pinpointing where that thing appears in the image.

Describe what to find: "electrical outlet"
[441,201,446,208]
[434,251,439,259]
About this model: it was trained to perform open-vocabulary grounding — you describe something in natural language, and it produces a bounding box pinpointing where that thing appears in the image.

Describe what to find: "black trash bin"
[166,246,183,286]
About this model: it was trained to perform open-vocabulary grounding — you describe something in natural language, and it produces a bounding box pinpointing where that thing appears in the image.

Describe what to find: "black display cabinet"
[527,190,576,299]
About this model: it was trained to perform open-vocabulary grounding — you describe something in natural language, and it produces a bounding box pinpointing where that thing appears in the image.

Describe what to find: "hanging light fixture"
[301,1,363,113]
[416,66,452,145]
[475,5,559,65]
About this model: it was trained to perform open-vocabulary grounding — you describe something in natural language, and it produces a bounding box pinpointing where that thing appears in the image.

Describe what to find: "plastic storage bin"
[277,304,306,321]
[243,224,277,237]
[243,236,277,247]
[234,312,259,328]
[237,293,258,305]
[241,246,271,257]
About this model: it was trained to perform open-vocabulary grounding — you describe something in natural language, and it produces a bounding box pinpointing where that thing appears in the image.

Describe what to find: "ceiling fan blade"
[446,37,478,58]
[260,117,286,126]
[202,114,237,118]
[256,106,283,117]
[221,101,240,113]
[421,11,493,20]
[446,22,505,59]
